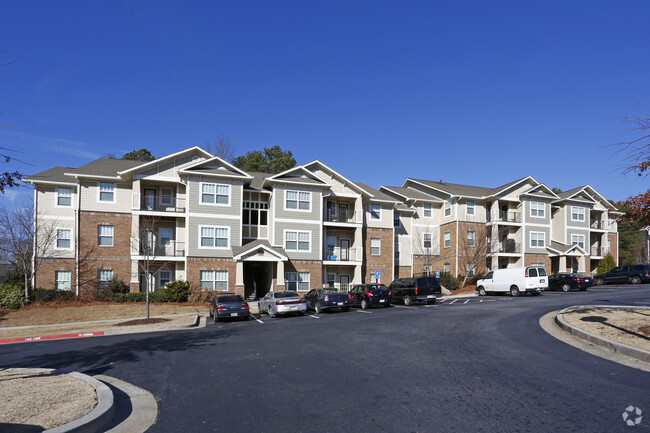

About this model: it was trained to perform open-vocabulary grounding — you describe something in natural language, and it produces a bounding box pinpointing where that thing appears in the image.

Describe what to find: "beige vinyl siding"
[524,199,551,225]
[79,180,132,213]
[365,202,393,229]
[566,203,590,228]
[37,185,77,218]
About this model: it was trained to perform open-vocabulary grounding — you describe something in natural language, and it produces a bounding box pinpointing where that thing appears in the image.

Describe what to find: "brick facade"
[187,257,239,295]
[362,228,393,284]
[36,258,76,290]
[285,260,322,292]
[608,232,619,264]
[524,254,551,270]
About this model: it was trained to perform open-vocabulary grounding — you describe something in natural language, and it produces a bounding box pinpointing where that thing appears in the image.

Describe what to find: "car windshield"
[274,291,299,298]
[322,289,339,294]
[368,284,388,291]
[218,295,243,303]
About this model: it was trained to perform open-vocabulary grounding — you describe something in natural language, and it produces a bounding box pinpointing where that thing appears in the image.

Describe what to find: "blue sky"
[1,0,649,206]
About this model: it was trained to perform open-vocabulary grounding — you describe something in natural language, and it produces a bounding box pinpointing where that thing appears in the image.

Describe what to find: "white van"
[475,267,547,296]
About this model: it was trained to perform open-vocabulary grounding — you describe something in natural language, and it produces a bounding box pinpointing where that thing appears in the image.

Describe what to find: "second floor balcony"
[590,219,609,230]
[133,193,186,213]
[324,209,362,224]
[489,241,521,254]
[324,246,362,262]
[487,211,521,224]
[590,246,609,257]
[135,240,186,258]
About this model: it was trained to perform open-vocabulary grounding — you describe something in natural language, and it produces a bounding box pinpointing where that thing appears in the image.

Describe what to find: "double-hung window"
[423,233,432,249]
[571,234,585,249]
[98,269,113,289]
[394,212,400,227]
[443,232,451,248]
[571,206,585,221]
[200,226,229,248]
[98,225,114,247]
[201,270,228,291]
[161,188,173,205]
[201,183,230,205]
[530,232,545,248]
[286,272,310,291]
[370,203,381,220]
[444,201,451,217]
[371,238,381,255]
[467,231,475,247]
[285,231,310,251]
[99,182,115,202]
[159,270,172,288]
[466,200,475,216]
[531,201,545,218]
[286,191,310,210]
[57,229,71,249]
[56,188,72,207]
[423,203,432,218]
[55,271,71,290]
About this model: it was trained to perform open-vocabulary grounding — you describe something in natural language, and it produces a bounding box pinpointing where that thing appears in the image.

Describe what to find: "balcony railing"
[590,219,609,230]
[132,194,186,213]
[138,240,186,257]
[488,211,521,223]
[591,246,609,257]
[324,209,362,224]
[490,241,521,254]
[324,246,362,262]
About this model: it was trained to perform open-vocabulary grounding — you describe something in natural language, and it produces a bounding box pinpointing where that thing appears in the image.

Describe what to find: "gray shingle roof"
[381,186,442,202]
[71,158,142,177]
[246,172,274,192]
[354,182,399,202]
[24,166,76,184]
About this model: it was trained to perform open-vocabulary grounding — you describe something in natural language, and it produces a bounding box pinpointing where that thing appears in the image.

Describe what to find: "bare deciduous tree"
[614,113,650,177]
[411,226,440,277]
[456,223,489,287]
[203,136,236,162]
[0,206,57,298]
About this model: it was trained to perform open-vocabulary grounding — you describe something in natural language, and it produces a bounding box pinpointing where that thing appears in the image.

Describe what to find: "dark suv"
[388,276,442,305]
[594,265,650,285]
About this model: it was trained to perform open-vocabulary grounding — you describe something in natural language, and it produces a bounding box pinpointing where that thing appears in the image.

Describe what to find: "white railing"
[324,246,362,262]
[324,209,362,224]
[132,193,186,212]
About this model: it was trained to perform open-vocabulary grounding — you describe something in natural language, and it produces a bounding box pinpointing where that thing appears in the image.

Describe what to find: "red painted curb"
[0,331,104,344]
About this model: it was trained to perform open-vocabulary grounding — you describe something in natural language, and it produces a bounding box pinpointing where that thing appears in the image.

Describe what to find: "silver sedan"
[258,291,307,318]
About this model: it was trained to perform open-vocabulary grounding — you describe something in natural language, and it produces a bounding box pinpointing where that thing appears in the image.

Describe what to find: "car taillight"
[365,292,374,297]
[241,305,249,309]
[325,295,330,301]
[573,278,580,281]
[525,270,529,278]
[217,306,226,311]
[349,294,353,300]
[415,288,418,295]
[388,291,392,295]
[276,300,285,305]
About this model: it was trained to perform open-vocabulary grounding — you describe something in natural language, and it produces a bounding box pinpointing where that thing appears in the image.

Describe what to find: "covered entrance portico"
[548,242,588,274]
[233,240,289,300]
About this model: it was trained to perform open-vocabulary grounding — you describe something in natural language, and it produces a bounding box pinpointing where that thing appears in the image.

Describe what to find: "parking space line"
[449,299,458,304]
[309,314,320,319]
[393,305,416,309]
[356,310,372,314]
[463,300,470,304]
[252,316,264,324]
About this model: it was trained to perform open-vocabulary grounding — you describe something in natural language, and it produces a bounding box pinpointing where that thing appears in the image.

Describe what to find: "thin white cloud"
[2,129,102,160]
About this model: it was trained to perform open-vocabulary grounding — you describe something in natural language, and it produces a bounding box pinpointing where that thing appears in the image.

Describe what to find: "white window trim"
[571,206,585,222]
[443,232,451,248]
[161,188,173,205]
[466,200,475,216]
[98,225,114,247]
[286,272,310,291]
[370,238,381,256]
[530,231,546,248]
[55,187,73,208]
[55,270,72,291]
[444,201,452,218]
[159,270,172,288]
[370,203,382,220]
[97,182,116,204]
[56,228,72,250]
[530,201,545,218]
[422,232,433,249]
[423,203,432,219]
[200,270,229,291]
[284,190,311,212]
[467,230,475,247]
[284,229,312,252]
[198,225,230,249]
[571,234,585,249]
[199,182,231,207]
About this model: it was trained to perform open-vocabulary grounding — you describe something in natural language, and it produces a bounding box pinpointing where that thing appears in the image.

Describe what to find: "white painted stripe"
[252,316,264,324]
[479,300,483,303]
[450,299,458,304]
[464,300,469,304]
[309,314,320,319]
[393,305,415,309]
[356,310,372,314]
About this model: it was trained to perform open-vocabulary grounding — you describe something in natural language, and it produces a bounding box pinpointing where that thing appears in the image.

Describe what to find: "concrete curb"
[554,305,650,363]
[2,368,117,433]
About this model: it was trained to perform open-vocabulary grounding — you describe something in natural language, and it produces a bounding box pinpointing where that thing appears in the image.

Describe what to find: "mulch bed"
[114,318,172,327]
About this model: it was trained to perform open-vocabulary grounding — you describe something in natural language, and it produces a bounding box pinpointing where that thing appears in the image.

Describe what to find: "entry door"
[144,189,157,210]
[340,275,350,292]
[340,239,350,261]
[339,204,349,222]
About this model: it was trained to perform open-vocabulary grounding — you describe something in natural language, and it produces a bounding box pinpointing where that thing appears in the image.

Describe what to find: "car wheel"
[341,307,350,312]
[477,286,487,296]
[403,295,413,306]
[510,286,520,297]
[315,303,323,314]
[361,298,369,309]
[268,306,276,318]
[594,278,605,286]
[213,313,219,323]
[208,308,213,318]
[630,276,641,285]
[562,284,571,292]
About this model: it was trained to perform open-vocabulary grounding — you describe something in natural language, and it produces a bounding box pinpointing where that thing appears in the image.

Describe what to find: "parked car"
[349,284,392,309]
[304,288,352,313]
[258,291,307,318]
[593,265,650,285]
[475,267,547,296]
[388,276,442,305]
[548,273,592,291]
[208,294,250,322]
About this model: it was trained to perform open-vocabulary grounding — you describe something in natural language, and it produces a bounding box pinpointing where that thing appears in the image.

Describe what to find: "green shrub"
[597,253,616,274]
[107,278,130,294]
[0,284,28,309]
[162,280,190,302]
[438,272,459,291]
[113,292,167,303]
[29,288,76,303]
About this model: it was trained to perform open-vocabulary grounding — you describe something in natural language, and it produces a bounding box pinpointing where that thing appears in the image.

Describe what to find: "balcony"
[590,246,609,257]
[488,211,521,224]
[489,241,521,254]
[138,240,186,257]
[324,209,362,224]
[324,246,362,262]
[590,219,609,230]
[133,194,186,213]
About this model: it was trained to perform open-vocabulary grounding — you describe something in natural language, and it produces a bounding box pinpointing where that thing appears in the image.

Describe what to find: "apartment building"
[381,177,621,280]
[25,148,621,296]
